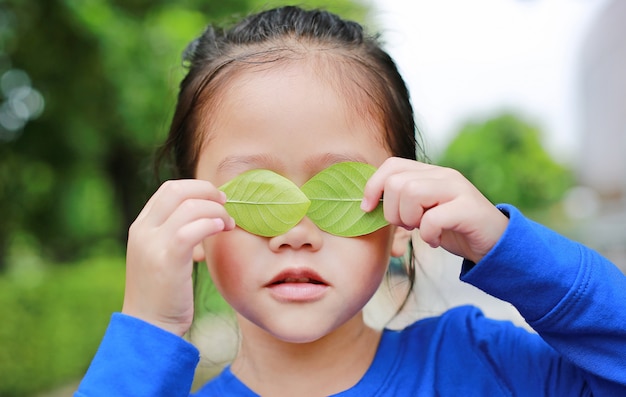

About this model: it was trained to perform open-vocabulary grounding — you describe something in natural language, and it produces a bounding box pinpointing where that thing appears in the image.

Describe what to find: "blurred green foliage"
[193,261,231,319]
[438,113,574,211]
[0,0,368,270]
[0,256,124,396]
[0,254,232,396]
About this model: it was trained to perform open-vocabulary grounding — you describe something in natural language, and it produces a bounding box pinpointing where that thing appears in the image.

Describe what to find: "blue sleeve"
[460,204,626,394]
[74,313,200,397]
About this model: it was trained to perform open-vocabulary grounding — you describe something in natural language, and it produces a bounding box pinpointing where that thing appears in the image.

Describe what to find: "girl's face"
[194,60,407,343]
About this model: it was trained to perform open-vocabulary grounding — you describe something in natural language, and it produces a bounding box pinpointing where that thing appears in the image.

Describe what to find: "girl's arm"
[461,204,626,393]
[75,313,201,397]
[363,157,626,393]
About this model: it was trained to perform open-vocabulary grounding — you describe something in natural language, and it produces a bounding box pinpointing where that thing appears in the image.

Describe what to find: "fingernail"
[360,198,370,212]
[219,191,227,203]
[214,218,225,230]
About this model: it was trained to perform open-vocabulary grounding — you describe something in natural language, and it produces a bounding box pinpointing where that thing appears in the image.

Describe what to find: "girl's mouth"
[266,268,329,286]
[273,277,325,285]
[265,268,329,302]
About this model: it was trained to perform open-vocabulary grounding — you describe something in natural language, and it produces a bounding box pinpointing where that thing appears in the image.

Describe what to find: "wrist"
[121,305,192,337]
[466,205,510,264]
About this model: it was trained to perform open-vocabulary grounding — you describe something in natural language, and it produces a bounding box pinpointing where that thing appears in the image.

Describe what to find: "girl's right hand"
[121,180,235,337]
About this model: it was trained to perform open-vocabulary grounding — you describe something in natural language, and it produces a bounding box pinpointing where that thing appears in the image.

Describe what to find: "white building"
[578,0,626,201]
[577,0,626,269]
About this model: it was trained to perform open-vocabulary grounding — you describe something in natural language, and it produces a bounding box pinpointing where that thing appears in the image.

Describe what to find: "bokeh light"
[0,68,45,141]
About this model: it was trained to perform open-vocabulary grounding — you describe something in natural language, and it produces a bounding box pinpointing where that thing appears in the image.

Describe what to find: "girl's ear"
[391,226,412,258]
[193,243,206,263]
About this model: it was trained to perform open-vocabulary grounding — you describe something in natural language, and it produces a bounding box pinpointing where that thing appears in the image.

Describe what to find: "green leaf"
[301,162,388,237]
[220,169,311,237]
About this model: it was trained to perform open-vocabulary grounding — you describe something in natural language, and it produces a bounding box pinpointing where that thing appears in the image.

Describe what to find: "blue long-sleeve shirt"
[75,205,626,396]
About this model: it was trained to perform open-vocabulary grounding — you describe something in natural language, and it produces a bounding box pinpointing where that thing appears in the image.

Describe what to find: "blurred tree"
[437,113,574,211]
[0,0,367,270]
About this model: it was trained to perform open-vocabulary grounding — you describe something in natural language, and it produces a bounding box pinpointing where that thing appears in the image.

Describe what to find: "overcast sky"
[371,0,609,162]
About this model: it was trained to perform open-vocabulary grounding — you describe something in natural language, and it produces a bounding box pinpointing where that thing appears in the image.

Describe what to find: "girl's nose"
[268,216,323,252]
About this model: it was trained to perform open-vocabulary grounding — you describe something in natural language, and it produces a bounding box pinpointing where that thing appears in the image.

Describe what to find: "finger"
[362,157,429,212]
[381,168,454,228]
[418,199,485,259]
[380,171,412,228]
[168,218,230,264]
[417,203,453,249]
[139,179,226,227]
[396,179,424,229]
[151,205,233,268]
[161,198,235,239]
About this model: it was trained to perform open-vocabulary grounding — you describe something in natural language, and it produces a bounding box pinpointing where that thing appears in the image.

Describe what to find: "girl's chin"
[251,313,365,345]
[264,324,335,344]
[235,303,368,345]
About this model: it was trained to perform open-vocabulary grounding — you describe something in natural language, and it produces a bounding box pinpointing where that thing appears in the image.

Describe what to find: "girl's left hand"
[362,157,509,263]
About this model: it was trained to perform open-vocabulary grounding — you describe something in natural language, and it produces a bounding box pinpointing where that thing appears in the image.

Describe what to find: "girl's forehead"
[211,63,384,143]
[215,56,385,133]
[195,61,390,180]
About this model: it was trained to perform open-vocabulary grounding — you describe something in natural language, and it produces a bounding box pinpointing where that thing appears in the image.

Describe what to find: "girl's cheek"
[205,229,257,274]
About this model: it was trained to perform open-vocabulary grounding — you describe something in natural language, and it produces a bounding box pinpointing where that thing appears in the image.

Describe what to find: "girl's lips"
[266,268,329,286]
[265,268,329,303]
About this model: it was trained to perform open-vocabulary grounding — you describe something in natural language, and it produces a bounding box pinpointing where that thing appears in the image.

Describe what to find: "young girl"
[76,6,626,396]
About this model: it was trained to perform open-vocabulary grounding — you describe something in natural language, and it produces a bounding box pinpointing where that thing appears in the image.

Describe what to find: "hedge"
[0,256,125,396]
